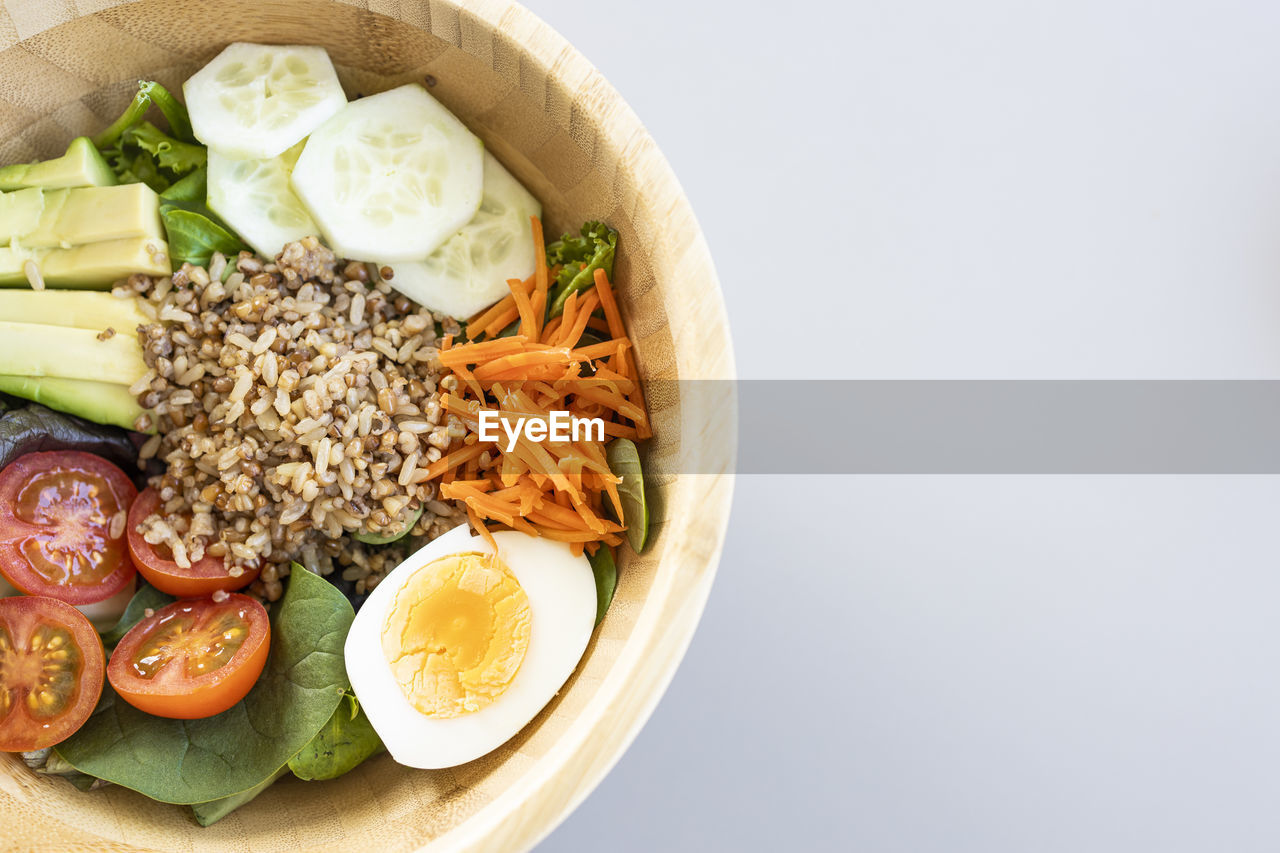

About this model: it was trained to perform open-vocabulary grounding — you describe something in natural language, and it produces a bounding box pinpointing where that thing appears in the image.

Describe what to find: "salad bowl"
[0,1,735,851]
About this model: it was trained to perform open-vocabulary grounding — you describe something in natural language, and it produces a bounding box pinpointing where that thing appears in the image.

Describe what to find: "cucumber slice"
[376,152,541,319]
[290,84,483,263]
[207,141,318,259]
[184,43,346,160]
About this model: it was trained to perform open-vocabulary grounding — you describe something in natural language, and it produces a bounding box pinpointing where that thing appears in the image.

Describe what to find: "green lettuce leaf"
[545,221,618,317]
[123,122,205,176]
[55,566,354,804]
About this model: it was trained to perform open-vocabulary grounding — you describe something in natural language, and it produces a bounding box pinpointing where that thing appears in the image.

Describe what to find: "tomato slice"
[108,594,270,719]
[127,488,259,596]
[0,596,105,751]
[0,451,138,605]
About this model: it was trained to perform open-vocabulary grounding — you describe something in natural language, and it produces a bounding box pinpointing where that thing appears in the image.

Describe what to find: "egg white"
[345,525,598,769]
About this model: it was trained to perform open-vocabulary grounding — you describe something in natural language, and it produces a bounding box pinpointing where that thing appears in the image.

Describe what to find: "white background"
[526,1,1280,850]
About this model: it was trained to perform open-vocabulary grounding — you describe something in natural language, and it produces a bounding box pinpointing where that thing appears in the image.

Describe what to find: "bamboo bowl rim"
[0,2,737,851]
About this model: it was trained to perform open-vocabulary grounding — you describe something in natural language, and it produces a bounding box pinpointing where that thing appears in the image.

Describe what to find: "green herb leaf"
[587,546,617,626]
[190,767,288,827]
[99,583,174,647]
[124,122,206,176]
[546,221,618,317]
[55,566,354,804]
[92,81,193,149]
[288,691,384,781]
[160,207,248,268]
[605,437,648,552]
[139,81,196,144]
[107,145,171,193]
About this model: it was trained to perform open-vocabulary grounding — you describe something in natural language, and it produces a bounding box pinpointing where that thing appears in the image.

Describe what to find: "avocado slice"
[0,183,164,249]
[0,290,148,332]
[0,236,171,289]
[0,375,145,431]
[0,321,147,386]
[0,137,117,191]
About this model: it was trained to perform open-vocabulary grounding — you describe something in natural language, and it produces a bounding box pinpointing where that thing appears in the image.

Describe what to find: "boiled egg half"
[345,524,597,768]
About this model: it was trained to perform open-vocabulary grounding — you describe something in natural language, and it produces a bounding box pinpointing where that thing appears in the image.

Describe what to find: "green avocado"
[0,137,117,191]
[0,375,145,431]
[0,290,148,332]
[0,321,147,385]
[0,236,171,289]
[0,183,164,250]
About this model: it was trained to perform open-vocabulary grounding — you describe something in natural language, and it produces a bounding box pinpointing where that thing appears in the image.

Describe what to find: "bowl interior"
[0,1,734,851]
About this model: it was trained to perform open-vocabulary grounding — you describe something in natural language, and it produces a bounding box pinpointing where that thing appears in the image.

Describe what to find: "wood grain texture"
[0,1,735,852]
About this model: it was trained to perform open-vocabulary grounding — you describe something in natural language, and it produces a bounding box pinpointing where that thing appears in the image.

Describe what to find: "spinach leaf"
[55,566,354,804]
[587,546,617,626]
[288,692,384,781]
[110,146,171,193]
[546,221,618,317]
[160,207,248,268]
[190,767,288,827]
[99,582,174,647]
[0,396,140,479]
[605,438,648,552]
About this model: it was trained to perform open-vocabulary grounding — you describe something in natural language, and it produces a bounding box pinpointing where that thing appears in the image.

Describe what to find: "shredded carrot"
[594,267,625,340]
[424,217,650,551]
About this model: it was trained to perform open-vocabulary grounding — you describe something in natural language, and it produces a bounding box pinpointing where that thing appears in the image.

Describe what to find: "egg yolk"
[382,552,531,718]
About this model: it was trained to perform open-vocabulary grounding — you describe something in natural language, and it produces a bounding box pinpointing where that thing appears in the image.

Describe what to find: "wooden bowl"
[0,1,735,850]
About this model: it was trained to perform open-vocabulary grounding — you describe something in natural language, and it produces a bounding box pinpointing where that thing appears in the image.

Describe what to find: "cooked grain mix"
[118,238,470,599]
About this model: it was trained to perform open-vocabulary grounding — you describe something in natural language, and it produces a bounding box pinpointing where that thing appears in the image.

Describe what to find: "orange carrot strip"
[483,305,521,339]
[510,277,539,338]
[593,268,626,340]
[559,291,600,349]
[600,420,640,440]
[557,291,579,344]
[573,339,629,361]
[532,217,548,339]
[420,442,488,482]
[531,525,624,544]
[472,348,575,381]
[467,505,499,551]
[468,296,515,340]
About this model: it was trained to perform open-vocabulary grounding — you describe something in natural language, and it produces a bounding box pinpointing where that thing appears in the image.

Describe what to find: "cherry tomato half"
[127,488,259,596]
[0,596,105,751]
[0,451,138,605]
[108,594,270,719]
